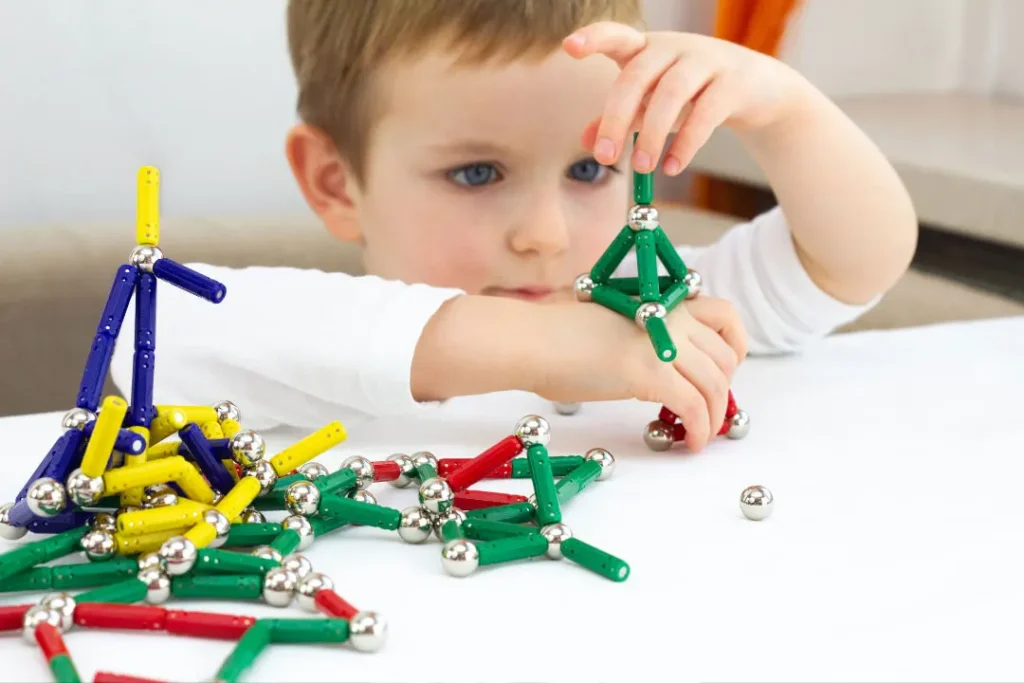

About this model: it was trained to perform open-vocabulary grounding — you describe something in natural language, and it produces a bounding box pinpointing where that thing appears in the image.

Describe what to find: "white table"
[1,317,1023,683]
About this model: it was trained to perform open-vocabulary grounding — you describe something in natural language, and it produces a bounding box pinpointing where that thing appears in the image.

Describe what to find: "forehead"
[372,47,619,154]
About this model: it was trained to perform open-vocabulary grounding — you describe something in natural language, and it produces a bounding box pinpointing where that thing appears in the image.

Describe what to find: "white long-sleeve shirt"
[109,207,874,430]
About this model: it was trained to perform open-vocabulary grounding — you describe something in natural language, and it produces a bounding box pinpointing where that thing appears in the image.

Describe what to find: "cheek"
[570,187,629,265]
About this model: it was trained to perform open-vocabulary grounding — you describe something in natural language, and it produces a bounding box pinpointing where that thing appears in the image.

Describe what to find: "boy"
[109,0,917,452]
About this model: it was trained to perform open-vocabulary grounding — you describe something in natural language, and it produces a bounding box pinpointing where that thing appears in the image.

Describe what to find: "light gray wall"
[0,0,305,229]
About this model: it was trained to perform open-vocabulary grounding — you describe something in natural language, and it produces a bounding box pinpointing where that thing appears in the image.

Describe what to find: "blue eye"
[568,158,610,183]
[449,163,502,187]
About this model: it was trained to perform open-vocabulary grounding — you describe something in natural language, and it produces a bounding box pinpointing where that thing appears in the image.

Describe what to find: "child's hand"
[563,22,807,175]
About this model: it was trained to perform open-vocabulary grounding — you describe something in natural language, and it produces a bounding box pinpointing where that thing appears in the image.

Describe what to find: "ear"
[285,123,362,242]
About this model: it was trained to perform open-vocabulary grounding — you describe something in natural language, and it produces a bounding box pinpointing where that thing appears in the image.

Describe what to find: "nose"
[507,190,570,257]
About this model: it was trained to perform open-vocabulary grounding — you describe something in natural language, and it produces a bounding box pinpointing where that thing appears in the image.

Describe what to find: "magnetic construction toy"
[0,168,627,682]
[568,136,751,449]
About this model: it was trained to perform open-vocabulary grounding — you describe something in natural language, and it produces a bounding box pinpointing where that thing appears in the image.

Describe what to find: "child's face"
[351,47,627,302]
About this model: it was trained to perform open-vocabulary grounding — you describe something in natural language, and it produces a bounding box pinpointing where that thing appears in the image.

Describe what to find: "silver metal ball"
[349,489,377,506]
[341,455,375,489]
[281,554,313,580]
[60,407,95,432]
[441,539,480,577]
[136,551,165,573]
[38,593,76,631]
[22,606,63,643]
[727,410,751,439]
[349,611,388,652]
[212,400,241,423]
[158,536,197,576]
[397,506,433,544]
[385,453,414,488]
[297,461,330,480]
[66,468,106,507]
[129,245,163,273]
[585,448,616,480]
[410,451,438,477]
[138,567,171,604]
[540,523,573,560]
[229,430,266,468]
[627,203,660,231]
[262,567,299,608]
[295,571,333,612]
[26,478,67,518]
[142,484,178,509]
[285,480,321,517]
[80,529,116,562]
[643,420,675,451]
[211,492,225,505]
[553,401,581,416]
[514,414,551,448]
[281,515,315,551]
[740,485,773,521]
[527,494,537,509]
[239,507,266,524]
[683,270,702,299]
[635,301,667,329]
[432,507,467,541]
[244,460,278,497]
[0,502,28,540]
[252,545,283,564]
[202,509,231,549]
[417,477,454,515]
[90,512,118,534]
[573,273,595,302]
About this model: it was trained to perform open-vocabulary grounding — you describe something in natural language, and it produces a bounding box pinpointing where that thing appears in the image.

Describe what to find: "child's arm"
[565,23,918,309]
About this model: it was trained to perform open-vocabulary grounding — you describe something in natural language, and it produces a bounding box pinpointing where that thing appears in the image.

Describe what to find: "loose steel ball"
[349,489,377,506]
[441,539,480,577]
[66,468,105,507]
[26,477,67,517]
[553,401,581,416]
[397,506,433,544]
[38,593,76,631]
[80,529,116,562]
[573,273,595,302]
[727,410,751,440]
[262,567,299,608]
[281,515,315,551]
[349,611,388,652]
[341,455,375,489]
[739,485,773,521]
[285,480,321,517]
[585,448,616,480]
[212,400,241,423]
[627,204,660,231]
[385,453,415,488]
[203,509,232,549]
[418,477,454,515]
[138,567,171,604]
[295,571,333,612]
[432,507,467,541]
[60,407,95,432]
[540,523,573,560]
[245,460,279,497]
[683,270,702,299]
[252,545,283,564]
[90,512,117,534]
[136,551,164,573]
[239,507,266,524]
[142,484,177,509]
[281,554,313,580]
[229,430,266,468]
[158,536,198,576]
[643,420,675,452]
[297,461,329,480]
[0,502,28,540]
[22,606,63,644]
[514,414,551,447]
[129,245,163,273]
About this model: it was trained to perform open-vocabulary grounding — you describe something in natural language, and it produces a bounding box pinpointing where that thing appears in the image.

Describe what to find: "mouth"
[485,286,557,302]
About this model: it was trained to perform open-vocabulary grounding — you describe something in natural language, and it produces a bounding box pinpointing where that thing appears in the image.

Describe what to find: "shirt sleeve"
[109,265,465,431]
[616,206,877,355]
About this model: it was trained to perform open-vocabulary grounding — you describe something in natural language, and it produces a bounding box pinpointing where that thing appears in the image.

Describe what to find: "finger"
[663,77,733,175]
[684,296,749,363]
[672,342,729,444]
[593,49,680,166]
[580,117,600,151]
[634,59,713,174]
[688,322,740,381]
[655,365,711,451]
[563,21,648,66]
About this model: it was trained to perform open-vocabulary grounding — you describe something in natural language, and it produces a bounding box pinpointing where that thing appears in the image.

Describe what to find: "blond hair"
[287,0,643,182]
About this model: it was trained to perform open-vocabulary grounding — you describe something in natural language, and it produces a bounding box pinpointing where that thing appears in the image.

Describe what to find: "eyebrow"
[423,139,517,158]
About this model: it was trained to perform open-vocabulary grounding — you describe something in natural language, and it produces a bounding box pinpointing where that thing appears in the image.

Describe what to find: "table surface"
[1,316,1023,682]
